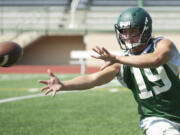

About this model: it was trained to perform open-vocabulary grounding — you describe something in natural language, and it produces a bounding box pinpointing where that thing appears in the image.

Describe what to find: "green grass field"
[0,74,143,135]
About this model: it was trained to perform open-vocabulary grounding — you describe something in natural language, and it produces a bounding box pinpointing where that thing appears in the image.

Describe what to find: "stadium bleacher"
[0,0,70,6]
[143,0,180,6]
[88,0,138,6]
[0,0,180,47]
[0,0,180,32]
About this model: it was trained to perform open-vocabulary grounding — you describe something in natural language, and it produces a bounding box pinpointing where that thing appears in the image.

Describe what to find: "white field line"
[0,93,44,104]
[0,91,79,104]
[0,80,121,104]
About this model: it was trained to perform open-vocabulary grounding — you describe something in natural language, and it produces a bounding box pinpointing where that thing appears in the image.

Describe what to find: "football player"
[92,7,180,135]
[39,7,180,135]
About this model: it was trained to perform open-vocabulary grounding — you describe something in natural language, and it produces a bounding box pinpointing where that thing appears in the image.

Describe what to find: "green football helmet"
[115,7,152,50]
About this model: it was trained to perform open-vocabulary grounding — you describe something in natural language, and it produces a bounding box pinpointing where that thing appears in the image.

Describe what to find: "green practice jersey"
[117,37,180,122]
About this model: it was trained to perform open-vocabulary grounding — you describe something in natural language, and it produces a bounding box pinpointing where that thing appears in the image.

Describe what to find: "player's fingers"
[38,80,48,85]
[92,46,101,54]
[52,90,57,97]
[92,48,100,55]
[45,89,52,95]
[47,69,55,77]
[91,55,101,59]
[91,55,97,58]
[96,46,104,54]
[102,47,110,55]
[93,46,105,56]
[40,86,49,91]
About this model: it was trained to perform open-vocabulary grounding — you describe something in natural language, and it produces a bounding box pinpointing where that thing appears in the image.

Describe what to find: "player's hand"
[91,46,116,70]
[91,46,116,62]
[38,69,63,97]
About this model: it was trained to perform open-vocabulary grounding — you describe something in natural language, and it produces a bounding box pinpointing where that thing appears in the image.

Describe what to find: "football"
[0,41,23,67]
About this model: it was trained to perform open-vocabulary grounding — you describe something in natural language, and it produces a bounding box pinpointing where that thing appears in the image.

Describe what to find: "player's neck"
[130,44,148,55]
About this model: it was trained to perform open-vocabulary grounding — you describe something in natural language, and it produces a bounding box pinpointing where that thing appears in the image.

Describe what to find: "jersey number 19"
[132,66,172,99]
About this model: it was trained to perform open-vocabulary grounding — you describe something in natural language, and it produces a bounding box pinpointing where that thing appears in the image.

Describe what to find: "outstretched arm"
[92,39,173,68]
[38,63,121,97]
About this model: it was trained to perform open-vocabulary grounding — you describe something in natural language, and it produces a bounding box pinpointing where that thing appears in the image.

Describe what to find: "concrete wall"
[19,35,85,65]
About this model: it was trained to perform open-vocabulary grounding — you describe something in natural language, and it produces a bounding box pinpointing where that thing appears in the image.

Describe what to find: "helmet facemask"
[115,25,142,50]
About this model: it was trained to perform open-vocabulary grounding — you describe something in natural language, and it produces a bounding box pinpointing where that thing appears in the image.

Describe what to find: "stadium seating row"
[1,0,177,7]
[0,0,180,45]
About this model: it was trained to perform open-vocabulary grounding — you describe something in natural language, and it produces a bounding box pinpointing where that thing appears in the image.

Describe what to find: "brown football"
[0,41,23,67]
